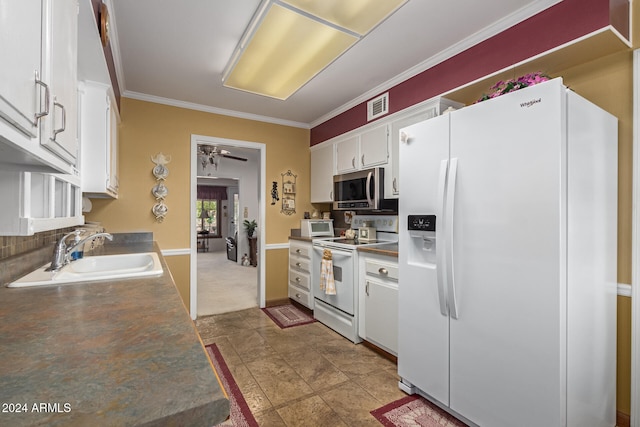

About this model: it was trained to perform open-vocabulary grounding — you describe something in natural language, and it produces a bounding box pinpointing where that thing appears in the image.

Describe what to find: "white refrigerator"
[398,78,617,427]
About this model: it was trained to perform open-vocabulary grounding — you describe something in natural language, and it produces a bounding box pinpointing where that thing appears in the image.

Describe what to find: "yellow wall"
[265,248,289,301]
[86,98,311,308]
[164,254,190,309]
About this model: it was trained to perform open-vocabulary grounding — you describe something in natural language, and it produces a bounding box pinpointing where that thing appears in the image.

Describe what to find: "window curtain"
[197,185,228,200]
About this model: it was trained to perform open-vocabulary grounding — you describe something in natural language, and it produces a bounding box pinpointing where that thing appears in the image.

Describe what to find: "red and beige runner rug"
[371,395,468,427]
[205,343,258,427]
[261,304,316,329]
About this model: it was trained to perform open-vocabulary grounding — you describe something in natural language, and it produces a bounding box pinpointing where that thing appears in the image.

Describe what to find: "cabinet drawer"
[288,285,312,308]
[290,257,311,273]
[289,243,311,259]
[289,269,310,290]
[365,260,398,281]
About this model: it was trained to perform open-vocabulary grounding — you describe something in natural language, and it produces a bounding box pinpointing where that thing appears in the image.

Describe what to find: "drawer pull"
[296,262,301,267]
[379,268,388,275]
[295,277,301,282]
[296,249,301,254]
[295,293,301,299]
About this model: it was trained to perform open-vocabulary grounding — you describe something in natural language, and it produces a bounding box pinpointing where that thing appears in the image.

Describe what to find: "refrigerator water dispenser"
[407,215,437,265]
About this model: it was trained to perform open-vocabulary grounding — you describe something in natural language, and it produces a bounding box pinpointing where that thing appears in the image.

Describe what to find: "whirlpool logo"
[520,98,542,108]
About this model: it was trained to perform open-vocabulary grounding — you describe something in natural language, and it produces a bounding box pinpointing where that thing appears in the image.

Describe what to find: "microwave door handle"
[366,171,374,207]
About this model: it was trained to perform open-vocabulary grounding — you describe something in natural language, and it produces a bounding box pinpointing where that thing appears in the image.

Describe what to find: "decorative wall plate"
[152,201,168,222]
[152,182,168,199]
[152,164,169,180]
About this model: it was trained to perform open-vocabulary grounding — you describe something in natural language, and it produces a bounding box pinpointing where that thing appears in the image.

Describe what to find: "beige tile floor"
[196,307,407,426]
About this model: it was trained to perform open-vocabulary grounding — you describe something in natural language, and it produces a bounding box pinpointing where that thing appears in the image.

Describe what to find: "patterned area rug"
[261,304,316,329]
[371,395,468,427]
[205,344,259,427]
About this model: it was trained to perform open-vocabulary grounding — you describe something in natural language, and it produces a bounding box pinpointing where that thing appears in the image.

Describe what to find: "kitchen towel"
[320,249,336,295]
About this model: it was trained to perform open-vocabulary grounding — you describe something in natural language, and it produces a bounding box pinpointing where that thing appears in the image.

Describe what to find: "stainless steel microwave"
[333,168,385,211]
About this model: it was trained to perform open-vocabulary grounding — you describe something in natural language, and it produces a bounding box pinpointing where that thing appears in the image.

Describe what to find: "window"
[196,185,227,237]
[196,199,221,236]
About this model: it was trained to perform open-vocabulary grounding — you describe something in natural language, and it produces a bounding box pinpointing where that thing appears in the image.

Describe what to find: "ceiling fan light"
[223,3,357,100]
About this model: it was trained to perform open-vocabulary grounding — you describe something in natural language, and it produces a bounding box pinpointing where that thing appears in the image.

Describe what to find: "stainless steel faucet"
[47,231,114,272]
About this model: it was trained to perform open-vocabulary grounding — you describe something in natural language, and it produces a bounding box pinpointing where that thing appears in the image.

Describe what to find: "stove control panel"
[351,215,398,232]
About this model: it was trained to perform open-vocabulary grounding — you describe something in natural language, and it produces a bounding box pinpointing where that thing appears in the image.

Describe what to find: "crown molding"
[122,90,310,129]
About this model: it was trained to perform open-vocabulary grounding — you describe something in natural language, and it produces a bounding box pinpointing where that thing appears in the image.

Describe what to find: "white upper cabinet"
[79,81,119,198]
[0,170,83,236]
[310,142,334,203]
[335,124,389,174]
[40,0,79,164]
[385,98,465,198]
[359,124,389,168]
[335,135,359,174]
[388,110,440,198]
[0,0,78,173]
[0,0,43,138]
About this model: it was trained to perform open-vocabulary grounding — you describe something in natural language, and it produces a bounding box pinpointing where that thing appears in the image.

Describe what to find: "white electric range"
[311,215,398,343]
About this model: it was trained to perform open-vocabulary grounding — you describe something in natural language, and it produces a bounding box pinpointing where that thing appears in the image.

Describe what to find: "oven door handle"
[313,245,353,259]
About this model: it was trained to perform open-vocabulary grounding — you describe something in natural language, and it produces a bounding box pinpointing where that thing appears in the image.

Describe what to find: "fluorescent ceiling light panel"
[223,0,407,100]
[281,0,407,36]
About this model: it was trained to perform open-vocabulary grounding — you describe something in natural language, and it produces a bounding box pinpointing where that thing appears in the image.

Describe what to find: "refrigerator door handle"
[436,159,449,316]
[446,157,460,319]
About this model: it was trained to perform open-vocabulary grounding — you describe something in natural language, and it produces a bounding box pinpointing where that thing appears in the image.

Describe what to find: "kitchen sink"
[7,252,163,288]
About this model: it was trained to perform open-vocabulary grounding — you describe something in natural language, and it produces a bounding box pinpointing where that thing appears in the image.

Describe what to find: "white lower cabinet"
[288,239,313,309]
[358,252,398,355]
[0,170,83,235]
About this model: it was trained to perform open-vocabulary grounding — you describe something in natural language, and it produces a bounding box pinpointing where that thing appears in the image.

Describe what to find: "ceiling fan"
[198,145,247,169]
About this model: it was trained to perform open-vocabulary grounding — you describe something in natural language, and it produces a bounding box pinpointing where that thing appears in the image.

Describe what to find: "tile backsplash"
[0,227,78,286]
[0,227,77,261]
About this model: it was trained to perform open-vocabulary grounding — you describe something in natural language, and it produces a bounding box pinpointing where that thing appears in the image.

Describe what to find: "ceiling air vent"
[367,92,389,121]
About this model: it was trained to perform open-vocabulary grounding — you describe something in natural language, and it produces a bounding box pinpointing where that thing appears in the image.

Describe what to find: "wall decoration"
[151,152,171,222]
[281,170,297,215]
[270,181,279,205]
[283,182,295,194]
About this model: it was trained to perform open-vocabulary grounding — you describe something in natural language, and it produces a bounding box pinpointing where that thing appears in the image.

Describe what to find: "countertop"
[357,243,399,258]
[288,235,315,243]
[0,241,229,426]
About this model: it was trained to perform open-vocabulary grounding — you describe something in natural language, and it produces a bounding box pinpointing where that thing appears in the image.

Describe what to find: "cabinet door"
[40,0,78,164]
[360,125,388,168]
[106,96,118,195]
[335,136,359,173]
[79,82,118,198]
[365,279,398,355]
[310,143,334,203]
[0,0,43,137]
[388,108,438,198]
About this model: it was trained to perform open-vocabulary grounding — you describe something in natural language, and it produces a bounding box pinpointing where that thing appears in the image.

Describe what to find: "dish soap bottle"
[70,229,86,260]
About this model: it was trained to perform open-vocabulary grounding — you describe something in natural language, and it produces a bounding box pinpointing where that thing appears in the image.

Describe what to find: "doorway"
[189,135,266,319]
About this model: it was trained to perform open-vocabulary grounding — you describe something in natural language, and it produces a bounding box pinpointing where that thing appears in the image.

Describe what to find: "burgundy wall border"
[310,0,617,146]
